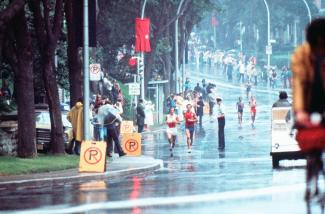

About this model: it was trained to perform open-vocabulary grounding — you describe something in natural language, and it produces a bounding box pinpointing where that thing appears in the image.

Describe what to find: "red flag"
[135,18,151,52]
[211,16,218,27]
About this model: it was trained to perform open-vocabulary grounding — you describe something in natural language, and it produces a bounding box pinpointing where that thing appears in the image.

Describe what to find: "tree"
[29,0,65,154]
[97,0,217,94]
[1,1,37,158]
[64,0,82,107]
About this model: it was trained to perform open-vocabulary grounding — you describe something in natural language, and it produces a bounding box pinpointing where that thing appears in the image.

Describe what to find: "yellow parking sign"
[121,133,142,156]
[79,141,107,173]
[120,120,134,134]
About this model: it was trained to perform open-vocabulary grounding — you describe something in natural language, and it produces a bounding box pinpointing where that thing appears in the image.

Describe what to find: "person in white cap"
[216,97,225,149]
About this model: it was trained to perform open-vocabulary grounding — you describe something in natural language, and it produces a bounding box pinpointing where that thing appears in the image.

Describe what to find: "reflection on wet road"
[0,66,322,214]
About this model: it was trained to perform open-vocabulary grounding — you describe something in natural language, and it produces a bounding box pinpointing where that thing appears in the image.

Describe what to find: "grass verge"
[0,155,79,176]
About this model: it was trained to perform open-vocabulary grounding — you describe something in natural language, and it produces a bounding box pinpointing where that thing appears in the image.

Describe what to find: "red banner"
[135,18,151,52]
[211,16,218,27]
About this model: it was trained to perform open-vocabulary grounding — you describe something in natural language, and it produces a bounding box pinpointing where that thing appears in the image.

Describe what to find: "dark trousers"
[67,139,81,155]
[209,102,214,116]
[199,115,203,126]
[106,124,124,155]
[138,124,144,133]
[218,117,225,149]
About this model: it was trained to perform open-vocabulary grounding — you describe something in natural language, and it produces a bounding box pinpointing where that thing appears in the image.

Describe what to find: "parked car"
[35,109,73,152]
[0,107,73,152]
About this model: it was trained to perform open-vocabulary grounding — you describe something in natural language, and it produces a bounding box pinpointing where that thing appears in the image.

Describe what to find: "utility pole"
[263,0,271,72]
[302,0,312,23]
[139,0,147,100]
[175,0,185,93]
[83,0,90,140]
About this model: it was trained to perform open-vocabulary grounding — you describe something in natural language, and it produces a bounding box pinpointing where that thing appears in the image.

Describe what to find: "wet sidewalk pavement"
[0,156,163,187]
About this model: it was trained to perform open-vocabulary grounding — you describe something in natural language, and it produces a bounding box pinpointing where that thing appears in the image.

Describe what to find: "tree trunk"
[43,59,65,154]
[29,0,65,154]
[13,7,37,158]
[65,0,82,107]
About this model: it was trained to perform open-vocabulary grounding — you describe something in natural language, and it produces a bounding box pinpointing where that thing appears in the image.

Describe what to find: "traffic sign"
[128,83,140,96]
[120,120,134,134]
[79,141,107,173]
[90,64,101,81]
[266,45,272,55]
[121,133,141,156]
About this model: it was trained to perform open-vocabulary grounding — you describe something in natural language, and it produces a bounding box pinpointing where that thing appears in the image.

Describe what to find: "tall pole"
[181,20,186,93]
[139,0,147,100]
[239,21,243,52]
[302,0,312,23]
[175,0,185,93]
[83,0,90,140]
[263,0,271,71]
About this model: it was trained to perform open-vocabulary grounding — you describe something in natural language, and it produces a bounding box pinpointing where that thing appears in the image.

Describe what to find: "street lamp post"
[139,0,148,100]
[262,0,271,72]
[175,0,185,94]
[302,0,312,23]
[83,0,90,140]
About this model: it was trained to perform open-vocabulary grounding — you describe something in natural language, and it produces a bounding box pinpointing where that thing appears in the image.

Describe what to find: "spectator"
[194,83,202,94]
[97,99,126,157]
[197,96,204,127]
[67,98,84,155]
[184,78,191,92]
[272,91,291,108]
[136,99,146,133]
[111,81,121,104]
[216,97,226,150]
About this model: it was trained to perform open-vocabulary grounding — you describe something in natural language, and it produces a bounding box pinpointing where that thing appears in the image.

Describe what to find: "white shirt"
[216,103,226,118]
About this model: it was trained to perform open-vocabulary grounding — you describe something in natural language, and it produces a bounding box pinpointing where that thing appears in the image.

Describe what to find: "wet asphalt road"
[0,65,323,214]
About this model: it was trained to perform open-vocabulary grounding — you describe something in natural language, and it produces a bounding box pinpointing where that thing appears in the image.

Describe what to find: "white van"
[270,107,304,168]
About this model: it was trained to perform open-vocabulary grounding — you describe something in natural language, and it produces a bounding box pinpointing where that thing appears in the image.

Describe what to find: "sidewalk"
[0,156,163,186]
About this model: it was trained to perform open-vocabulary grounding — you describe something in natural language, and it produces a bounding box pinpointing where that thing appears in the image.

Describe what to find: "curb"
[0,158,163,187]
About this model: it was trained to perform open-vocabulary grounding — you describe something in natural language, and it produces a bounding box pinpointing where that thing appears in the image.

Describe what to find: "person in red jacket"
[184,104,197,153]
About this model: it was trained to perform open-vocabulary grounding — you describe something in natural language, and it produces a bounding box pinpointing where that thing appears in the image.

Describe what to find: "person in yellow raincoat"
[67,98,84,155]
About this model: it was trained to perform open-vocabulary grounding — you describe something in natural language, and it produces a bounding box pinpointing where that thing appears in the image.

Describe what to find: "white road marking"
[6,183,306,214]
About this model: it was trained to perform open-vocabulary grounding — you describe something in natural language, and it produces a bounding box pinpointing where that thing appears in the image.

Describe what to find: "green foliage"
[156,37,173,55]
[213,0,318,52]
[118,81,133,120]
[0,100,16,114]
[97,0,218,82]
[0,155,79,175]
[56,40,69,90]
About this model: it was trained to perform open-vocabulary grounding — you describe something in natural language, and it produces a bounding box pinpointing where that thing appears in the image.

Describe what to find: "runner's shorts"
[166,127,178,136]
